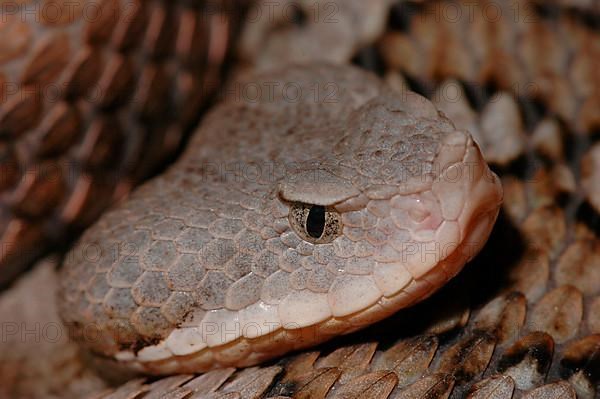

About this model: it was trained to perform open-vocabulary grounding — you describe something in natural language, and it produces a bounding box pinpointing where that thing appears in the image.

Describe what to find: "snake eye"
[289,203,341,244]
[306,205,326,238]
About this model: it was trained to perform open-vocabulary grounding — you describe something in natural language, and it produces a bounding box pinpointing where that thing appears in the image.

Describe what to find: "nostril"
[391,192,443,233]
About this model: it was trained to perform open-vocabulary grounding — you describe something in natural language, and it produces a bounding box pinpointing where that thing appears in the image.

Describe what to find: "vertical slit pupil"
[306,205,326,238]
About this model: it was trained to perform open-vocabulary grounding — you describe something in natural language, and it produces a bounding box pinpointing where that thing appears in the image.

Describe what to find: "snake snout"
[366,130,502,305]
[386,131,500,277]
[426,131,503,281]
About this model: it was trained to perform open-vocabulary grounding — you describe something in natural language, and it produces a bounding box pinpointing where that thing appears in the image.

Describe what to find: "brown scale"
[379,0,600,134]
[0,0,243,285]
[530,0,599,13]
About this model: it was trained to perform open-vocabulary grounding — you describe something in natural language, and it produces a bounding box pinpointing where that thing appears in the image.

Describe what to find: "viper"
[0,0,598,398]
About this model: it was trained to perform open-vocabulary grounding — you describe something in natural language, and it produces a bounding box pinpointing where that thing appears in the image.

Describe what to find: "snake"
[57,63,503,374]
[1,0,599,397]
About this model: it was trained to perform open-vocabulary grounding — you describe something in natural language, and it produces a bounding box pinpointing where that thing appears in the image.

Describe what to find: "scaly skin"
[1,1,598,398]
[0,0,239,286]
[58,64,502,374]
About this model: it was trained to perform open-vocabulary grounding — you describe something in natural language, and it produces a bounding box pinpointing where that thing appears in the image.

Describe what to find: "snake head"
[58,65,502,374]
[277,94,503,322]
